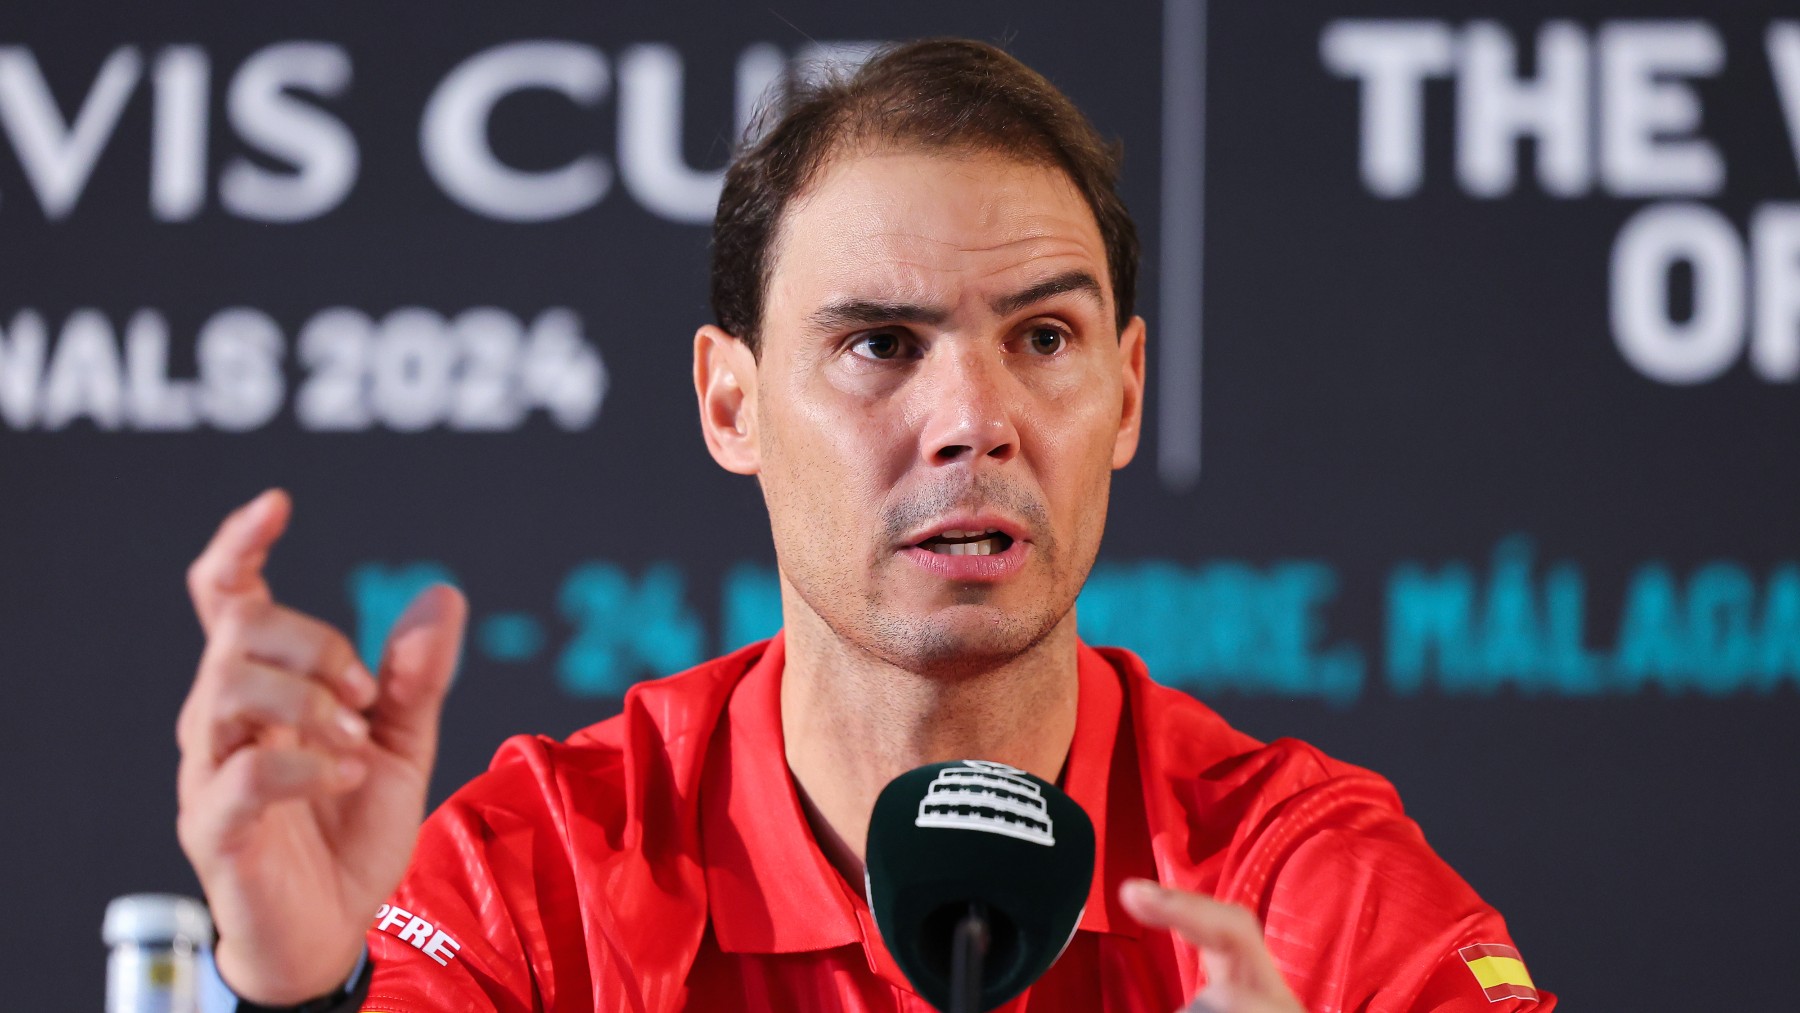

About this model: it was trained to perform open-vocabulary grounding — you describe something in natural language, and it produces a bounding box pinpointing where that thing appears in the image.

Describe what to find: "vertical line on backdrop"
[1158,0,1206,490]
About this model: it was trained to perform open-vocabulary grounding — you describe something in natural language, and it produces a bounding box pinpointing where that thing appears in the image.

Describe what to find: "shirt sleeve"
[355,794,538,1012]
[1224,765,1555,1012]
[355,739,590,1012]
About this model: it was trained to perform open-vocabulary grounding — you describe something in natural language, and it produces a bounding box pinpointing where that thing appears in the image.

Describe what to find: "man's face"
[705,148,1145,675]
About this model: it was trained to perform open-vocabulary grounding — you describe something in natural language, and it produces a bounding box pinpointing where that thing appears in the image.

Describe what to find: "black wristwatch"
[232,947,374,1013]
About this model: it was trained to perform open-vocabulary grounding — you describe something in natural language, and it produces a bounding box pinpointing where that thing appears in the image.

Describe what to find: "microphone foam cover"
[864,760,1096,1012]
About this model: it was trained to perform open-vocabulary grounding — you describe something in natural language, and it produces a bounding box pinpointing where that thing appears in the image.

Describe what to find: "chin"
[861,604,1066,680]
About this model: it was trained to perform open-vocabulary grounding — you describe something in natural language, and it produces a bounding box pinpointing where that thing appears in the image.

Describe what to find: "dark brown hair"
[710,38,1139,356]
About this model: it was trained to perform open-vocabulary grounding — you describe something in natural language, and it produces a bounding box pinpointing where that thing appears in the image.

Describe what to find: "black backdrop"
[3,2,1796,1008]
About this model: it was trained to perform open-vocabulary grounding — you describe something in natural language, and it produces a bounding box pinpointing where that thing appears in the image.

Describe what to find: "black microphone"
[864,760,1096,1013]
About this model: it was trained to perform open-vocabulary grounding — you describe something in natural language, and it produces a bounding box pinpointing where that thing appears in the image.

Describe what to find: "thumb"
[368,583,467,770]
[1119,880,1298,1009]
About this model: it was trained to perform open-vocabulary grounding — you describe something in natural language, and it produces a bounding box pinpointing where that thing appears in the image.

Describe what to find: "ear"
[1111,314,1148,469]
[694,324,761,475]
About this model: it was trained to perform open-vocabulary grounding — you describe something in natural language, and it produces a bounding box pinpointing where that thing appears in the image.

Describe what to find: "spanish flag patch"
[1459,943,1538,1002]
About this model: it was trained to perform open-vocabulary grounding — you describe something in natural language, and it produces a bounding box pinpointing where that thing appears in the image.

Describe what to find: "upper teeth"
[926,529,1005,555]
[934,538,998,555]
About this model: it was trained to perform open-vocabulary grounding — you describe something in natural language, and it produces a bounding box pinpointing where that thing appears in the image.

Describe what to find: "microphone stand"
[950,903,990,1013]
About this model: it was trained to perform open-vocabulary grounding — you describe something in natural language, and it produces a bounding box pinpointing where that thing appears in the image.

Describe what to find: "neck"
[778,584,1081,888]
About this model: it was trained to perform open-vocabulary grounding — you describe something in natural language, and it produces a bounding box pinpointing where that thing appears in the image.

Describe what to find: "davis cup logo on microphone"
[867,760,1096,1010]
[914,760,1056,847]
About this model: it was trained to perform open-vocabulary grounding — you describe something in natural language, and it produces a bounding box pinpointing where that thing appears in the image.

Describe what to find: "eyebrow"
[988,269,1106,318]
[805,298,949,335]
[805,269,1106,335]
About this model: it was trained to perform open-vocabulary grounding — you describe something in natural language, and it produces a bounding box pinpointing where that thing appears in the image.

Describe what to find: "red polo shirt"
[359,635,1553,1011]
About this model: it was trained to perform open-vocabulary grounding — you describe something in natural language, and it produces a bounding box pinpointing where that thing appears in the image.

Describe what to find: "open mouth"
[914,528,1017,556]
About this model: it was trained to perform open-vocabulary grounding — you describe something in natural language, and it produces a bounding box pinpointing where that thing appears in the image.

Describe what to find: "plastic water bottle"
[103,894,212,1013]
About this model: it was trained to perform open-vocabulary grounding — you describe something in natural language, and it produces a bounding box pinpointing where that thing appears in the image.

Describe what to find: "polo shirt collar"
[699,632,863,953]
[700,632,1149,960]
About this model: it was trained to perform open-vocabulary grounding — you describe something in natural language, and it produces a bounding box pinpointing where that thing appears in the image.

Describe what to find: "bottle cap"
[103,894,213,946]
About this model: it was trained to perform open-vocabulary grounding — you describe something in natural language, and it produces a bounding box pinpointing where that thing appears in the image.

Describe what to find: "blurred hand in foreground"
[175,489,466,1004]
[1121,879,1306,1013]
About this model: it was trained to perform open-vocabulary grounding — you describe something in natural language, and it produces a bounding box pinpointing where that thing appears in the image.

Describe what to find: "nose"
[916,345,1020,467]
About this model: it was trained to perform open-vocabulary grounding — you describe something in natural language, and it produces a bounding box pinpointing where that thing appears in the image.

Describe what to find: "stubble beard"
[846,572,1072,679]
[777,478,1087,682]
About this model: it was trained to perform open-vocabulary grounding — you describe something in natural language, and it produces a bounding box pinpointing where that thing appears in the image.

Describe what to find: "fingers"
[234,603,379,711]
[180,603,378,778]
[1121,879,1263,954]
[1120,880,1302,1011]
[188,489,291,632]
[203,656,370,762]
[174,585,386,880]
[1180,994,1298,1013]
[180,744,368,854]
[367,584,468,769]
[182,599,377,731]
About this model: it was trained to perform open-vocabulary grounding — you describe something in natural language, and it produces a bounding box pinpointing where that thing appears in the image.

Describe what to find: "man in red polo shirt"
[174,40,1553,1012]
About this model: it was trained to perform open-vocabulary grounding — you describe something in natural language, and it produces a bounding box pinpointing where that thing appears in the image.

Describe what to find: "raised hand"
[1120,880,1306,1013]
[175,489,467,1004]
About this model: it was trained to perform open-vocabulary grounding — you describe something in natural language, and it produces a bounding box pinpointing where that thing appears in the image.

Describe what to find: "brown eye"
[1026,326,1066,355]
[853,331,907,360]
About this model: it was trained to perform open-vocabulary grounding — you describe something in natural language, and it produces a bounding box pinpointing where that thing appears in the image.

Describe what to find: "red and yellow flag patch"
[1459,943,1538,1002]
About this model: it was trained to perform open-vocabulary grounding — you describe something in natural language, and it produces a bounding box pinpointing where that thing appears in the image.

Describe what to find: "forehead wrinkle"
[770,151,1113,341]
[855,198,1094,251]
[838,230,1100,288]
[795,155,1101,258]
